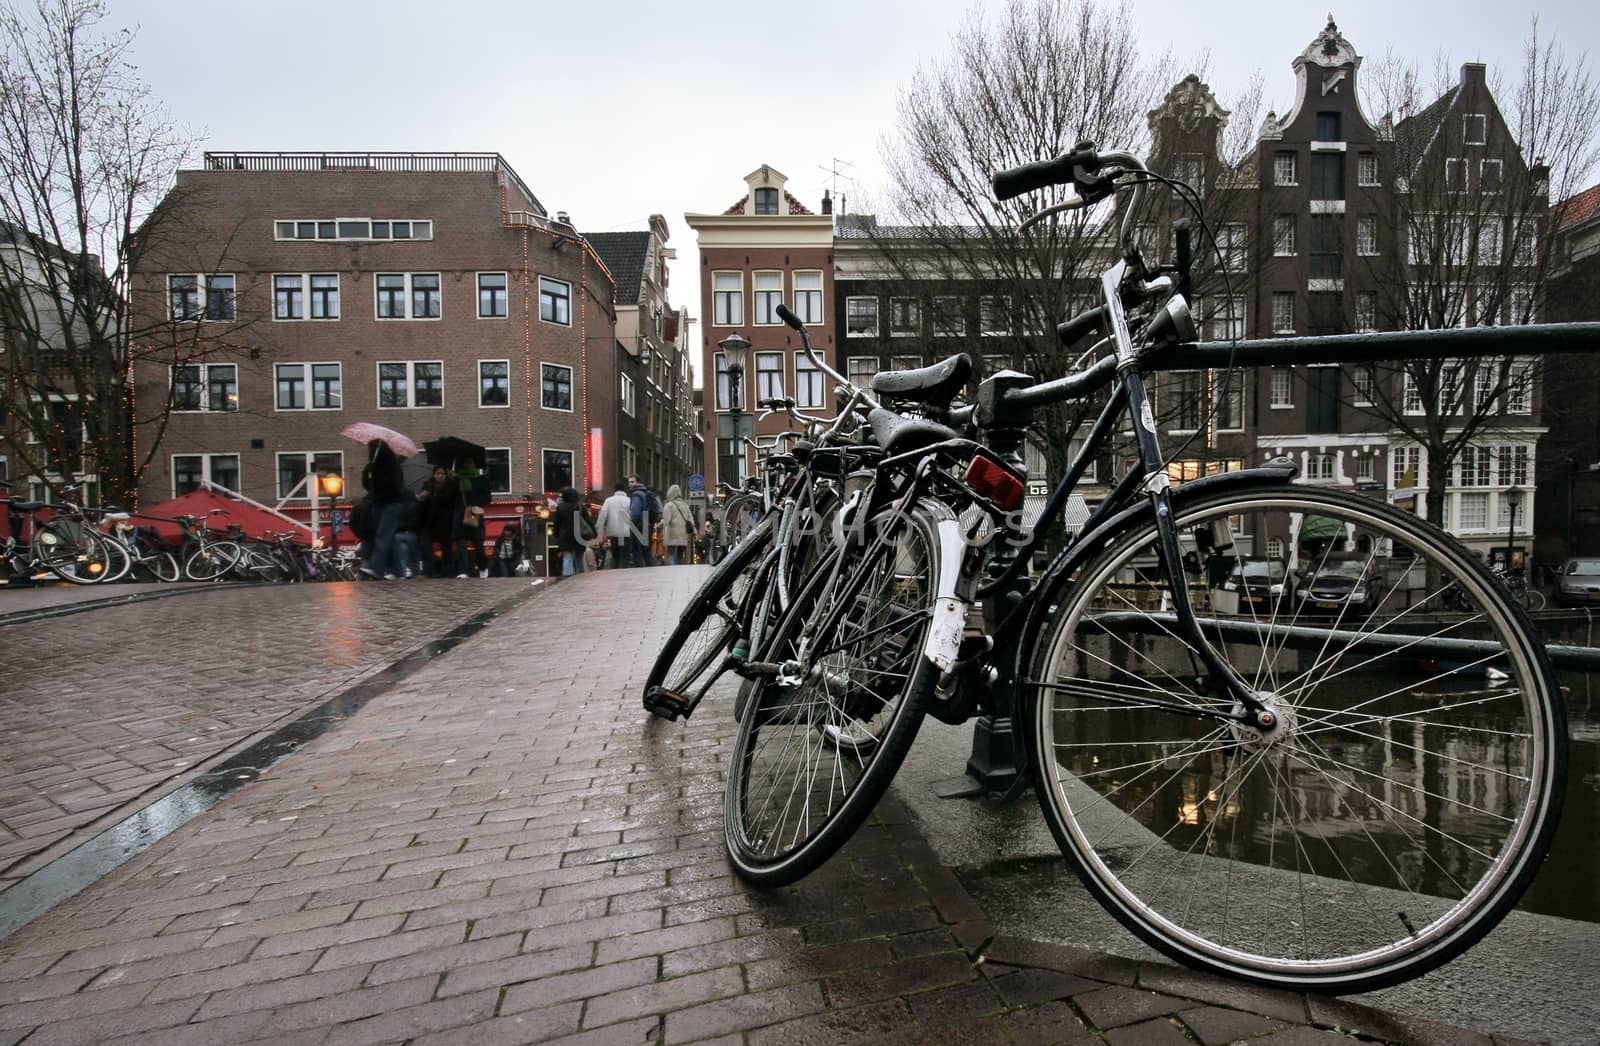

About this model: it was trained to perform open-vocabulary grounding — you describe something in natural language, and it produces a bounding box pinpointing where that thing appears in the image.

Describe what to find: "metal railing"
[201,151,546,219]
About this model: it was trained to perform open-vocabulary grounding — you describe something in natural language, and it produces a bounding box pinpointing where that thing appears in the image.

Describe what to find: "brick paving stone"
[744,938,894,992]
[746,999,912,1045]
[1104,1016,1194,1046]
[903,977,1006,1026]
[319,988,501,1046]
[1305,996,1497,1046]
[1074,984,1193,1029]
[999,1000,1097,1045]
[662,982,828,1044]
[823,951,978,1009]
[580,966,745,1028]
[1179,1004,1291,1044]
[1139,963,1310,1024]
[989,966,1102,1008]
[436,942,595,998]
[1257,1028,1376,1044]
[408,1000,585,1046]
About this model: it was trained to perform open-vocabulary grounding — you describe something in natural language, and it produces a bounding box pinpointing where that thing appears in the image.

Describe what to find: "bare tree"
[0,0,249,506]
[1353,21,1600,532]
[866,0,1182,472]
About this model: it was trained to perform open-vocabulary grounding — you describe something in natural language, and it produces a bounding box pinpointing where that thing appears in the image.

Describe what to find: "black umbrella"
[423,436,488,470]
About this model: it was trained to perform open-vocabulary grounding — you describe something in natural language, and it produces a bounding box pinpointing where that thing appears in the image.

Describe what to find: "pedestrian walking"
[453,456,492,578]
[417,466,456,576]
[359,440,406,579]
[627,474,661,568]
[394,491,423,577]
[595,482,632,569]
[661,484,695,566]
[552,486,595,577]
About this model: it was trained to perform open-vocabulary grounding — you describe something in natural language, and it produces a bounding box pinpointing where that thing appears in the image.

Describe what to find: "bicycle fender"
[1011,465,1297,724]
[924,516,969,672]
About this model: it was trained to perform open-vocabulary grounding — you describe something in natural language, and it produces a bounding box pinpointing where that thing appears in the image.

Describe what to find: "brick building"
[128,152,617,517]
[1537,182,1600,556]
[684,166,836,489]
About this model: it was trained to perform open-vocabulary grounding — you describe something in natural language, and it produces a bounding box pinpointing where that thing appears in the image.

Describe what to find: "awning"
[1299,513,1347,541]
[133,488,310,544]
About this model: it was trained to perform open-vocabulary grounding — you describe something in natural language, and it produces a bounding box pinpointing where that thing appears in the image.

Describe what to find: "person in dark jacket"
[394,492,423,577]
[453,456,492,578]
[417,465,456,576]
[627,474,659,568]
[360,440,406,579]
[552,486,592,577]
[489,523,522,577]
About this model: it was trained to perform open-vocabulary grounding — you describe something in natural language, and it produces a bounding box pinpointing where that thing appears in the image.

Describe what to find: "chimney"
[1461,63,1487,89]
[556,211,572,227]
[821,190,832,215]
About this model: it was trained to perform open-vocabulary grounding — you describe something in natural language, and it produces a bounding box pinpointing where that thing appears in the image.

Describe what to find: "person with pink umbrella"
[341,423,417,580]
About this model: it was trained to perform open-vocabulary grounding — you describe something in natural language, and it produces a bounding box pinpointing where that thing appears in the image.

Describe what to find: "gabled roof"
[581,232,650,306]
[720,191,815,216]
[1555,182,1600,230]
[1393,86,1459,175]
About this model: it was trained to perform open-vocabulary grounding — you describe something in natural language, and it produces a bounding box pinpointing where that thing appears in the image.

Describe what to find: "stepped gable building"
[584,218,698,495]
[685,166,836,489]
[128,152,617,516]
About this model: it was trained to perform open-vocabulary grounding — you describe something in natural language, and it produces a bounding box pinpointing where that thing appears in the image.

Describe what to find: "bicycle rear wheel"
[185,541,242,581]
[1026,485,1565,993]
[32,520,116,584]
[724,503,948,887]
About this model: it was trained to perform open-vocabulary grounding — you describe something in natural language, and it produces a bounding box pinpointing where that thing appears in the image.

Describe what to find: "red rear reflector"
[964,456,1025,511]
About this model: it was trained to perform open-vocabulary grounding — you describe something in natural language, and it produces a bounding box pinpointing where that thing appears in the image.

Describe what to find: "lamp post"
[718,332,752,484]
[1504,485,1524,572]
[312,472,344,548]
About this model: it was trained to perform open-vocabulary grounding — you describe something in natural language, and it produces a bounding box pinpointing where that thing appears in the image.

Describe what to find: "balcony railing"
[201,152,545,218]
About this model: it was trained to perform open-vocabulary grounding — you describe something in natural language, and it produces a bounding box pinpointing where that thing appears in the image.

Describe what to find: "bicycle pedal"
[642,686,691,721]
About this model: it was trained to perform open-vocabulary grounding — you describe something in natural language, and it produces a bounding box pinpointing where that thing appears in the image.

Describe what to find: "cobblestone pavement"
[0,580,531,891]
[0,569,1540,1044]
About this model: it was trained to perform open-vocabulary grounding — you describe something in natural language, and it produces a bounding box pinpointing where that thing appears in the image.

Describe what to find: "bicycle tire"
[32,520,115,584]
[1524,588,1546,612]
[1025,485,1565,994]
[724,502,951,887]
[185,541,242,581]
[94,531,135,583]
[643,515,775,718]
[143,549,181,583]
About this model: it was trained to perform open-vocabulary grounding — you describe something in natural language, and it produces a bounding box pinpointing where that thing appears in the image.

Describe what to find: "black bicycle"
[717,144,1582,994]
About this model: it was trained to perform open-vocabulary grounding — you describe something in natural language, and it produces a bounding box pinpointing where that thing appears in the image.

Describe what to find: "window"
[537,276,570,325]
[274,275,303,320]
[1219,224,1247,272]
[847,357,878,389]
[374,273,440,319]
[1310,216,1342,279]
[931,297,963,337]
[1310,154,1344,200]
[1272,292,1295,334]
[1171,372,1202,431]
[1358,152,1379,186]
[1357,215,1378,256]
[1403,372,1424,414]
[1514,227,1537,267]
[276,451,343,501]
[275,363,341,410]
[1354,453,1375,482]
[1457,492,1489,530]
[377,360,443,408]
[539,449,573,493]
[794,352,824,408]
[1210,296,1245,341]
[1508,284,1535,324]
[171,453,240,497]
[1352,365,1375,405]
[1306,366,1340,433]
[890,354,923,372]
[1392,446,1422,489]
[753,271,782,325]
[171,363,237,412]
[1464,114,1487,145]
[540,362,572,411]
[622,441,638,478]
[717,438,746,485]
[978,296,1010,336]
[714,354,736,410]
[1308,454,1336,482]
[1505,361,1532,414]
[1445,159,1466,193]
[1316,111,1341,141]
[712,272,743,326]
[793,271,823,324]
[620,372,636,416]
[1215,370,1244,431]
[478,273,508,318]
[478,360,510,407]
[1459,445,1491,486]
[846,297,878,337]
[1274,151,1297,186]
[1171,154,1202,191]
[1480,159,1502,193]
[1498,444,1529,485]
[753,187,779,215]
[1356,291,1378,332]
[1270,367,1293,408]
[889,297,919,336]
[309,274,339,319]
[1477,221,1503,265]
[755,352,784,401]
[168,274,234,321]
[276,217,431,241]
[1273,215,1295,256]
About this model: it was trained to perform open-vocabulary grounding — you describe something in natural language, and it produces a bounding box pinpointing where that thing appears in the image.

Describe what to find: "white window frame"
[1463,113,1487,146]
[847,356,878,389]
[168,273,236,322]
[1219,224,1248,273]
[1273,215,1295,256]
[931,296,964,337]
[274,362,342,412]
[754,351,785,401]
[275,450,345,502]
[374,272,442,321]
[620,372,636,416]
[477,272,509,319]
[483,447,513,495]
[1505,361,1532,414]
[271,273,341,321]
[889,297,919,337]
[1274,151,1298,187]
[1356,291,1378,332]
[712,272,743,327]
[1356,215,1379,256]
[478,358,511,408]
[375,360,444,409]
[1271,292,1295,334]
[846,296,879,337]
[792,270,824,324]
[542,448,575,494]
[1352,365,1376,406]
[540,361,573,413]
[538,276,571,326]
[793,351,824,409]
[890,354,923,372]
[170,452,241,498]
[1214,370,1245,432]
[1357,152,1379,186]
[1445,158,1466,193]
[979,295,1010,337]
[275,218,432,241]
[1479,159,1503,194]
[753,270,783,326]
[170,362,239,413]
[1270,367,1293,409]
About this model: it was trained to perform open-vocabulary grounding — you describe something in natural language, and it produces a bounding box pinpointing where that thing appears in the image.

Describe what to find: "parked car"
[1295,561,1373,616]
[1555,557,1600,606]
[1224,558,1293,614]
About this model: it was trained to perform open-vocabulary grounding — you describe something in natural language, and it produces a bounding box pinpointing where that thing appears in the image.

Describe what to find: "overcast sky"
[116,0,1597,337]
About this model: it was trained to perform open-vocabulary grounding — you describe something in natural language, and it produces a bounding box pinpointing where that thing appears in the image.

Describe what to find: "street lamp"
[310,472,345,548]
[718,332,752,484]
[1504,485,1524,572]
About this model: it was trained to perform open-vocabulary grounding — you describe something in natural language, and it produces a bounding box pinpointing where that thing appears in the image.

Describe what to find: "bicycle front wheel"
[185,541,242,581]
[1027,485,1564,993]
[32,521,116,584]
[724,503,948,887]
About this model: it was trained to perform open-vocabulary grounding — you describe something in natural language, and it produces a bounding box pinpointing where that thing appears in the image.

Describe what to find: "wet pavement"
[0,569,1563,1044]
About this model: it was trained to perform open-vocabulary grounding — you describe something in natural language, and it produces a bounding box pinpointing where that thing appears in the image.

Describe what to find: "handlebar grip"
[1055,305,1108,346]
[1173,219,1193,298]
[992,143,1099,201]
[774,303,803,330]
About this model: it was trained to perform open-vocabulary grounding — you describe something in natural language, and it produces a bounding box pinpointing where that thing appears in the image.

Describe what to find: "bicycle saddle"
[10,501,45,511]
[867,408,960,455]
[872,354,972,406]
